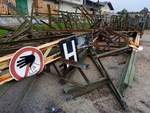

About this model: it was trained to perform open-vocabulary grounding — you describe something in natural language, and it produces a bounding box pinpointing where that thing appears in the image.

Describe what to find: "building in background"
[0,0,15,15]
[59,0,83,13]
[16,0,59,15]
[34,0,59,15]
[99,2,114,15]
[16,0,30,15]
[83,0,101,14]
[0,0,33,15]
[0,0,59,15]
[0,0,114,15]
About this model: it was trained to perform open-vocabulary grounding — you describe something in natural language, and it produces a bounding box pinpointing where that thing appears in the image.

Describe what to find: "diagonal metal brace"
[88,47,128,111]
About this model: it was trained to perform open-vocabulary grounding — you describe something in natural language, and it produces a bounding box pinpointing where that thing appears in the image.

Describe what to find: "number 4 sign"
[9,47,44,81]
[59,36,79,67]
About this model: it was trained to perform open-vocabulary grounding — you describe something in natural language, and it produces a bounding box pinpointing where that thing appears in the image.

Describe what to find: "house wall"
[100,5,112,15]
[0,16,24,26]
[27,0,33,15]
[35,0,58,14]
[0,0,16,15]
[59,0,83,13]
[62,0,83,5]
[0,0,85,15]
[59,2,77,13]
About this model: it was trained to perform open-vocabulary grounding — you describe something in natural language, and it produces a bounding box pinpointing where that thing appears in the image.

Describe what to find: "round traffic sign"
[9,46,44,81]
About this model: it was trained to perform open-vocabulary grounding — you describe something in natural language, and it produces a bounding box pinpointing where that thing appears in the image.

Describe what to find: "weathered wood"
[96,46,130,58]
[124,50,136,85]
[118,55,130,94]
[118,34,140,94]
[0,25,16,31]
[65,77,108,97]
[47,29,93,33]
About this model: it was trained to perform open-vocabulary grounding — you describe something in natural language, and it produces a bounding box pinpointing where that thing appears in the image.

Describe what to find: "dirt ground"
[0,31,150,113]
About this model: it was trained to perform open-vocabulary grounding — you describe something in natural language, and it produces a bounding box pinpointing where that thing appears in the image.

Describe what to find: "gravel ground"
[0,31,150,113]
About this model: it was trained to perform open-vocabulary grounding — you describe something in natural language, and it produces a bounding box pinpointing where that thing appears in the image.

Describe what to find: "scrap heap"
[0,3,147,111]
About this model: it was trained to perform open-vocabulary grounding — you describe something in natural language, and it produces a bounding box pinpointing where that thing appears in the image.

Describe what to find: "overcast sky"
[92,0,150,12]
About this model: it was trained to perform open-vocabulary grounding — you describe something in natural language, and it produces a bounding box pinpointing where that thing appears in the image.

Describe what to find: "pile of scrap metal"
[0,4,99,56]
[109,9,148,32]
[0,3,144,111]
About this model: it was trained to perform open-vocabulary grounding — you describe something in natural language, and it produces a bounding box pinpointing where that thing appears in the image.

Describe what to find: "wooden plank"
[124,50,136,85]
[0,73,13,85]
[117,34,140,94]
[46,29,93,33]
[117,55,130,94]
[66,78,108,98]
[0,61,10,70]
[96,46,129,58]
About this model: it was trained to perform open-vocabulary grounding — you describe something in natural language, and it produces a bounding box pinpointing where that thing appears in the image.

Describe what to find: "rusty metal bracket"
[61,59,89,70]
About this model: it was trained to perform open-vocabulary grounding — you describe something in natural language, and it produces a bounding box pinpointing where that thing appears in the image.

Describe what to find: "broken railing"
[0,27,141,110]
[0,2,143,111]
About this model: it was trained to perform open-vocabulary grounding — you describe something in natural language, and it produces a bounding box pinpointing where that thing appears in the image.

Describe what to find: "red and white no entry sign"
[9,46,44,81]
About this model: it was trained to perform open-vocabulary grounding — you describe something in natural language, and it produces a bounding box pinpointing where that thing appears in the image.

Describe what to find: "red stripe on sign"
[25,65,30,77]
[25,51,35,77]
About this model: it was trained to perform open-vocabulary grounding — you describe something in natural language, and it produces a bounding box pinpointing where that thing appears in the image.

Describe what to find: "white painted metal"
[27,0,33,15]
[59,0,83,13]
[62,0,83,5]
